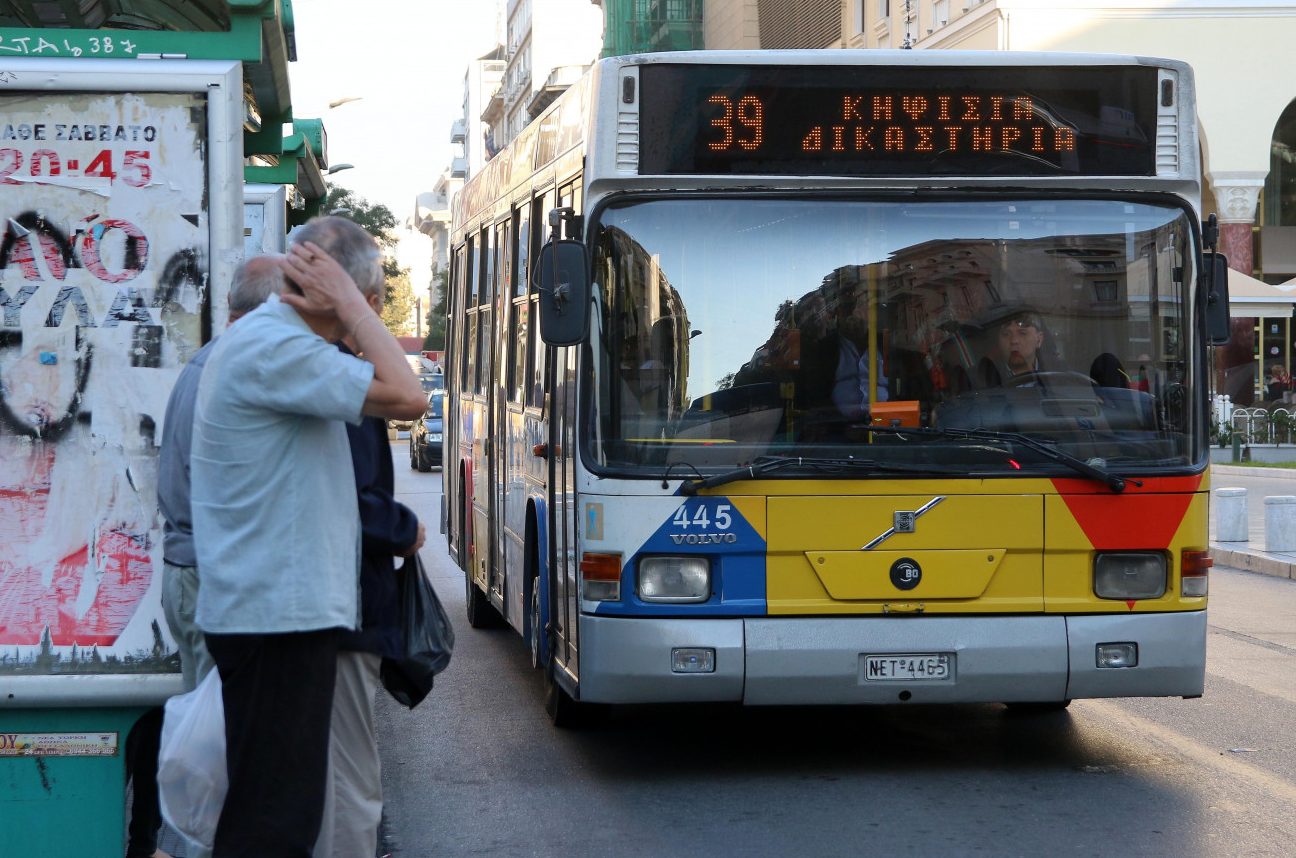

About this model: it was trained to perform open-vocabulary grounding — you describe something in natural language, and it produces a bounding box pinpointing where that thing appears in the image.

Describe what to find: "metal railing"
[1229,406,1296,446]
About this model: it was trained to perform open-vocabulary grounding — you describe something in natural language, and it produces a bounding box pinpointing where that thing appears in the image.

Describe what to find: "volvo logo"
[670,532,737,545]
[890,557,922,591]
[861,496,946,550]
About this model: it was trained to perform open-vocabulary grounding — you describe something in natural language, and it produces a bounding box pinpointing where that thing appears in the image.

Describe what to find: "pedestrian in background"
[123,256,283,858]
[314,237,426,856]
[190,217,426,857]
[160,254,284,692]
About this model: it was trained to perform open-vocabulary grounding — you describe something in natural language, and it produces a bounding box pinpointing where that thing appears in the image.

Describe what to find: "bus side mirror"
[536,239,591,347]
[1204,251,1231,346]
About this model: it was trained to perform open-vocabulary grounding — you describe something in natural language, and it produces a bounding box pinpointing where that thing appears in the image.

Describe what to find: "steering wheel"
[1004,370,1100,389]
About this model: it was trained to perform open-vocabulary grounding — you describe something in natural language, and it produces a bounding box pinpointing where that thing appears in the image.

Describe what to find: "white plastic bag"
[157,667,227,851]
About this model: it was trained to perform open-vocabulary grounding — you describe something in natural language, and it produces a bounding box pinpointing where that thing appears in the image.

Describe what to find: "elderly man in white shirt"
[191,216,425,857]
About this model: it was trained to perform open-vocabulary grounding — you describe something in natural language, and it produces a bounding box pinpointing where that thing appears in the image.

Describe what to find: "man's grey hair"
[290,215,386,303]
[228,254,285,318]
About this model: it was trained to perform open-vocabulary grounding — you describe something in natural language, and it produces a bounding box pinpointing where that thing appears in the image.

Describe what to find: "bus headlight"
[638,556,710,603]
[1093,552,1167,600]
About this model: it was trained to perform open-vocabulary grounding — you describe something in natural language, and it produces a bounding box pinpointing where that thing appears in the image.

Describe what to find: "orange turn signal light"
[580,552,622,581]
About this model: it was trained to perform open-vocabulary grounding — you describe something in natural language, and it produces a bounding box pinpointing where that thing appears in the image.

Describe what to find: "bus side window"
[511,202,531,403]
[558,181,579,239]
[529,190,555,408]
[476,226,493,396]
[494,219,510,389]
[462,237,476,392]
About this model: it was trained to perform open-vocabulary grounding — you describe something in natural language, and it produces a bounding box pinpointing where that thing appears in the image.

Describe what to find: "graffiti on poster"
[0,91,208,675]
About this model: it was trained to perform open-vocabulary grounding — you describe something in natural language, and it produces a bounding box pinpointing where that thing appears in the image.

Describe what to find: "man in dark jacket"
[314,290,425,858]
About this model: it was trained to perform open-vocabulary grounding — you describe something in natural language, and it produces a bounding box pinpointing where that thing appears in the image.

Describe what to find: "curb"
[1211,465,1296,480]
[1209,543,1296,581]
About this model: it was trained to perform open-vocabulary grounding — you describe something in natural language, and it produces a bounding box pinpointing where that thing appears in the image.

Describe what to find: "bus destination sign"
[637,64,1160,178]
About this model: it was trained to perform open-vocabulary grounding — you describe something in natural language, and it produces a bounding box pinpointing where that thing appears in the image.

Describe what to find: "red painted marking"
[1126,600,1136,611]
[1052,474,1203,549]
[1050,474,1203,495]
[67,160,78,170]
[0,447,153,647]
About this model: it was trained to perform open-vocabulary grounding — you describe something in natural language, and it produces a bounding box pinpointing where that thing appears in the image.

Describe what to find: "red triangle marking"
[1053,474,1202,550]
[1126,600,1136,611]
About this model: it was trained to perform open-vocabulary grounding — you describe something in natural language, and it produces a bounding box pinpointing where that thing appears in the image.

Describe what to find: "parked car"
[420,368,445,393]
[409,392,443,472]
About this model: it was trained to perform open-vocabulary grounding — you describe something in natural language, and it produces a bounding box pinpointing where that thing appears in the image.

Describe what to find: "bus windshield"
[591,197,1201,476]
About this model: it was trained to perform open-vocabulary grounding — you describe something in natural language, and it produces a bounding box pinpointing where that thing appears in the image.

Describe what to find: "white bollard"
[1214,487,1248,542]
[1264,495,1296,552]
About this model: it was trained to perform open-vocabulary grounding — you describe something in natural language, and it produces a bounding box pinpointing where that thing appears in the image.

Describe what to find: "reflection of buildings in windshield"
[719,227,1183,441]
[726,264,904,440]
[601,226,691,428]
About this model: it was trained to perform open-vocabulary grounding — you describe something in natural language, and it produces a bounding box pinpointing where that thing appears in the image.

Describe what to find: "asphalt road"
[380,446,1296,858]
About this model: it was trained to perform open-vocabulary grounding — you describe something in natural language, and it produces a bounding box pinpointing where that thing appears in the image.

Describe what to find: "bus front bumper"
[576,611,1205,705]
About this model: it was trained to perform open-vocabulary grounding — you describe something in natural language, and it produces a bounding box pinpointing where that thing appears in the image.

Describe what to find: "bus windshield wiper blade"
[868,426,1140,493]
[678,455,953,495]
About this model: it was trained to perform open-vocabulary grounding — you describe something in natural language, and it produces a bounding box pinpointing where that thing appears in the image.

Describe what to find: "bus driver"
[998,311,1046,377]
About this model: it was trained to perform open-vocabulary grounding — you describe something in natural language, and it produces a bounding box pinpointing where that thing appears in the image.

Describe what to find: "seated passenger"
[1090,353,1129,388]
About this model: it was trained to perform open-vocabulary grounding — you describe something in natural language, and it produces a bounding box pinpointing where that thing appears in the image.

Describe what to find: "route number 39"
[672,503,732,530]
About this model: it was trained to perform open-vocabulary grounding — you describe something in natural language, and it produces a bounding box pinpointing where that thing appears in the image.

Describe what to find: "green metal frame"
[0,0,323,204]
[0,707,151,856]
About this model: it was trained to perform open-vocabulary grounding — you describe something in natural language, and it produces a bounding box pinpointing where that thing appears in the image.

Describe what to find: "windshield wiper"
[678,455,958,496]
[868,426,1140,493]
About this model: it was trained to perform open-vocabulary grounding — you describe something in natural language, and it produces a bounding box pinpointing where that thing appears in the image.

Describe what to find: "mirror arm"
[1203,212,1218,252]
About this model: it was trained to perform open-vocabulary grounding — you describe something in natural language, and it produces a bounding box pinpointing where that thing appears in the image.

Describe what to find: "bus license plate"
[863,654,952,682]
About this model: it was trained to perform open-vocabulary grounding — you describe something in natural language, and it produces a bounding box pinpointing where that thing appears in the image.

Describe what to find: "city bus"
[442,50,1230,725]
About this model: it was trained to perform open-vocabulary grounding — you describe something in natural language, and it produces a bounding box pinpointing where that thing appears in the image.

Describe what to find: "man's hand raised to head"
[280,241,370,326]
[281,241,426,422]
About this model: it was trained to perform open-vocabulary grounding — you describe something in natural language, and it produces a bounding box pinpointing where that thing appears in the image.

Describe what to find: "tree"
[323,183,411,333]
[423,268,448,351]
[381,268,417,336]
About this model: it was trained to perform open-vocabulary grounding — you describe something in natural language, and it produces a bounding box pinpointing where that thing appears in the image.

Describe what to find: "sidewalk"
[1209,464,1296,581]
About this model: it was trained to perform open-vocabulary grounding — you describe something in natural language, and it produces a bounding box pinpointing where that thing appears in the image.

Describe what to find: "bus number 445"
[672,503,732,530]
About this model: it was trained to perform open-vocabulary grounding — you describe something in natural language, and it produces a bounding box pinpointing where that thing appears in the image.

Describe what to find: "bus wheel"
[465,571,500,629]
[528,574,542,670]
[543,660,607,728]
[462,489,500,629]
[1004,700,1072,714]
[543,664,584,728]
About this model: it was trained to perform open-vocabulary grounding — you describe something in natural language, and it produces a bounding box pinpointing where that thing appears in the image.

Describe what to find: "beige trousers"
[314,651,384,858]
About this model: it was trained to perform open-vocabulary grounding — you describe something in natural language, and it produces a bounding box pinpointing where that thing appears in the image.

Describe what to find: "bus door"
[443,244,464,553]
[547,184,582,675]
[469,230,493,587]
[488,219,511,612]
[548,344,579,673]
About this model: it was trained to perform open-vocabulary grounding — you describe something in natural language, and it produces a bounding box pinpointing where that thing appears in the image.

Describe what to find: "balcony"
[526,65,586,119]
[450,157,468,179]
[450,119,467,144]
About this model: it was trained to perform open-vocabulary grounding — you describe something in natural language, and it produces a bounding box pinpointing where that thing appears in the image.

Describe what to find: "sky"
[286,0,502,274]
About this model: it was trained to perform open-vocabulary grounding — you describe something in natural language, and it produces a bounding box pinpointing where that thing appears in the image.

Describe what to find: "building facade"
[501,0,604,145]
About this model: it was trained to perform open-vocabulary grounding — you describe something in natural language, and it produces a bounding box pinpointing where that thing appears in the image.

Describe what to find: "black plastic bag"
[380,554,454,708]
